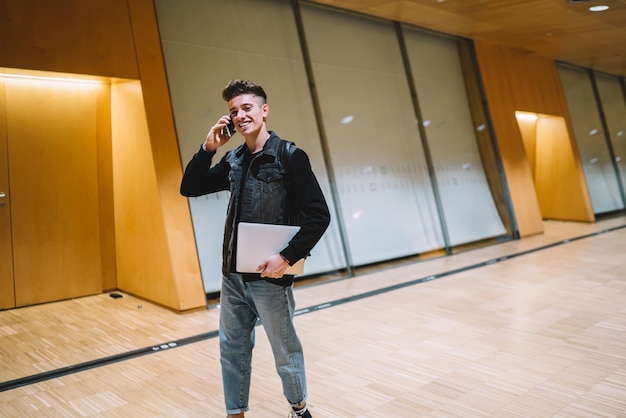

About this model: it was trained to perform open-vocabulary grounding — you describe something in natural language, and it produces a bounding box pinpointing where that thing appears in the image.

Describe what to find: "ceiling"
[307,0,626,77]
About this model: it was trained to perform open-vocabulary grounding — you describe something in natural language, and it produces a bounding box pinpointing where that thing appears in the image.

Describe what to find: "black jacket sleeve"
[280,148,331,264]
[180,146,230,197]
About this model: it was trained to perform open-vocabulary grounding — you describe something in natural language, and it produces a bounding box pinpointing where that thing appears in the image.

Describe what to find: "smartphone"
[224,117,236,137]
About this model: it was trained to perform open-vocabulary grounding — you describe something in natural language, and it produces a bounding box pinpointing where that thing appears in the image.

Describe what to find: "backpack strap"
[278,139,304,225]
[277,139,297,176]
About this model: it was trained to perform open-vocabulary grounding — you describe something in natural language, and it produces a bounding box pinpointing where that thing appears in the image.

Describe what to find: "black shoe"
[289,404,312,418]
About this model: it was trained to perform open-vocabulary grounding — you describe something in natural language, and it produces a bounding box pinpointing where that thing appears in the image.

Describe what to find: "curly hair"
[222,79,267,103]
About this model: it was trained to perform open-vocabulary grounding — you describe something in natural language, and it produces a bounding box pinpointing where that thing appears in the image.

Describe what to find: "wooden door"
[6,75,104,307]
[0,78,16,309]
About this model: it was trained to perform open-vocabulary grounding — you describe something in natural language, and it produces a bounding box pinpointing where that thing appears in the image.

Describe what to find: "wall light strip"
[515,111,538,121]
[589,5,609,11]
[0,72,106,85]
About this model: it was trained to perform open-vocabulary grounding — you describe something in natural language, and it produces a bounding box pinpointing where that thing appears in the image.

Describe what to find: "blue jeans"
[219,273,308,415]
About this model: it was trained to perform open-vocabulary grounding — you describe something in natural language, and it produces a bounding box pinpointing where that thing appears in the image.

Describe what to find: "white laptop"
[236,222,305,275]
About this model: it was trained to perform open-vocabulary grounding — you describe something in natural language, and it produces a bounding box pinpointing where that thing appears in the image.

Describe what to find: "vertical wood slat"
[96,79,117,291]
[96,80,117,292]
[0,77,15,309]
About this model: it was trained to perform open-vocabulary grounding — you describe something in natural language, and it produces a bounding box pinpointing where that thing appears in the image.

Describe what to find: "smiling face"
[228,94,269,140]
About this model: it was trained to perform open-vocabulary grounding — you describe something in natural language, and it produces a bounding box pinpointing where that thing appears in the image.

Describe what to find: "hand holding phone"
[204,116,235,152]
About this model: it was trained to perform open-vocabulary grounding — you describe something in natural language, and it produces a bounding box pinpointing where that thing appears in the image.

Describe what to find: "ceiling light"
[589,5,609,11]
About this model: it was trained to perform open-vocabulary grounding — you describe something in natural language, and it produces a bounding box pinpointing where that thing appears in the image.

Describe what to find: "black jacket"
[180,132,331,285]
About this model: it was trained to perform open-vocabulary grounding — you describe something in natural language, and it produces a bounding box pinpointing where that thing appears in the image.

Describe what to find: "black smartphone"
[224,117,236,137]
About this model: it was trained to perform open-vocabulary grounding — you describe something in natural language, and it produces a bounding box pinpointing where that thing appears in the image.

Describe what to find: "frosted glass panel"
[594,73,626,199]
[301,6,444,266]
[155,0,345,292]
[403,28,506,245]
[559,66,624,213]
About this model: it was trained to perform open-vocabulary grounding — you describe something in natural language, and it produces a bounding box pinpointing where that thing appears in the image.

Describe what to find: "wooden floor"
[1,217,626,417]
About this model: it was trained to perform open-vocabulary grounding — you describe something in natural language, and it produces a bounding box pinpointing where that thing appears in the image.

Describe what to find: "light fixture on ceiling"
[589,5,609,11]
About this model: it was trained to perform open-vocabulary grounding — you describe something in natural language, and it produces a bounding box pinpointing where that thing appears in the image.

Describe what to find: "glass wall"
[558,65,625,214]
[155,0,514,292]
[299,6,444,266]
[402,27,506,246]
[593,72,626,202]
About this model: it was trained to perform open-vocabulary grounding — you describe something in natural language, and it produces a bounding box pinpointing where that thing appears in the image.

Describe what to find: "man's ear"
[262,103,269,117]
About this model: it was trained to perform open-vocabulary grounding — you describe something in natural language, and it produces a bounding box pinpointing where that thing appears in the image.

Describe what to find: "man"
[180,79,330,418]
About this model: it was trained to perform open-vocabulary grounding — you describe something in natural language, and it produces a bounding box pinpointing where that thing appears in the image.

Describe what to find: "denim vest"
[222,133,297,275]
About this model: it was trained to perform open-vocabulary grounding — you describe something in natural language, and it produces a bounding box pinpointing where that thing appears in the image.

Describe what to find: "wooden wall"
[473,41,594,236]
[127,0,206,310]
[0,0,205,311]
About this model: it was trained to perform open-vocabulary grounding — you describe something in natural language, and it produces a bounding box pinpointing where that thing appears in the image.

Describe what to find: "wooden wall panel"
[96,81,117,292]
[110,78,203,312]
[0,77,15,309]
[0,0,138,78]
[7,78,104,306]
[516,117,538,181]
[111,80,179,309]
[127,0,206,311]
[517,114,595,221]
[535,116,593,221]
[502,51,570,116]
[474,41,594,236]
[473,42,544,237]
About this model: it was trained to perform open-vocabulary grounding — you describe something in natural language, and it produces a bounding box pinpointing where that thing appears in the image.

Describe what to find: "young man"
[180,80,330,418]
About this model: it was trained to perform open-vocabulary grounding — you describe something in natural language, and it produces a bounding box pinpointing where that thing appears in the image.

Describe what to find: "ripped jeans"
[219,273,308,415]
